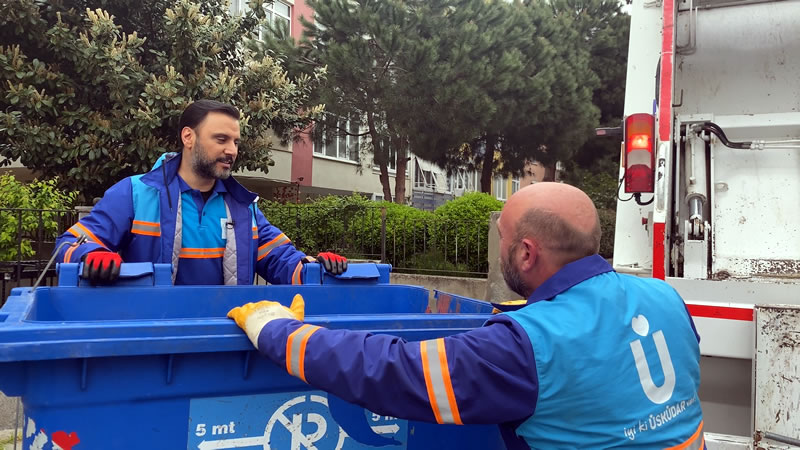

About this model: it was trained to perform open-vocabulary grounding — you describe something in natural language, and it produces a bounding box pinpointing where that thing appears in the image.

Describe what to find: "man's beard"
[501,242,533,298]
[192,142,234,180]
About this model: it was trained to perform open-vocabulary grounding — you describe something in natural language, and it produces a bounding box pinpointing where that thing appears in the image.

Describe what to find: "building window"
[313,115,360,162]
[448,170,472,193]
[511,177,520,194]
[230,0,291,38]
[415,162,437,189]
[266,1,291,36]
[494,176,507,201]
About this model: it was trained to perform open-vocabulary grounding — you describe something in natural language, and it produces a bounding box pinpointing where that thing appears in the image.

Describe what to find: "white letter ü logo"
[629,315,676,404]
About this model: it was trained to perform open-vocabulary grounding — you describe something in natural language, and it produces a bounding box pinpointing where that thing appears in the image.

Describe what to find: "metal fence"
[262,205,490,277]
[0,205,490,301]
[0,208,78,301]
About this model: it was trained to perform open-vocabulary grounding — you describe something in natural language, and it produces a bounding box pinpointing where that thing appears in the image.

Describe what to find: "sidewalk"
[0,429,21,450]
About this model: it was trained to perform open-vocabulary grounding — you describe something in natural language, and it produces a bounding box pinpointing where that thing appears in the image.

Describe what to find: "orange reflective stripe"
[75,223,107,248]
[437,339,462,425]
[420,340,443,424]
[665,421,704,450]
[297,326,320,383]
[63,244,77,263]
[131,220,161,237]
[252,226,258,239]
[292,262,303,285]
[258,233,291,261]
[420,339,461,424]
[286,324,320,382]
[179,247,225,259]
[179,253,224,259]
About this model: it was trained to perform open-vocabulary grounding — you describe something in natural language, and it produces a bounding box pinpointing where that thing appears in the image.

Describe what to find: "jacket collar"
[526,254,613,304]
[491,254,613,313]
[141,153,257,204]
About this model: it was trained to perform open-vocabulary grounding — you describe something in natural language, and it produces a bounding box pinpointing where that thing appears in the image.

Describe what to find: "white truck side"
[614,0,800,447]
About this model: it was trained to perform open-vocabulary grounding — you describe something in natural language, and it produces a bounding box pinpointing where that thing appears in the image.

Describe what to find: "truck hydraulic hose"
[695,122,752,149]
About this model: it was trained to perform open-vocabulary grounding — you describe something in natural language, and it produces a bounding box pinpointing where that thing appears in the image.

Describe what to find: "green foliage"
[0,0,325,200]
[259,193,499,272]
[598,208,615,259]
[563,165,618,258]
[256,0,598,196]
[434,192,504,223]
[564,166,619,210]
[0,173,77,261]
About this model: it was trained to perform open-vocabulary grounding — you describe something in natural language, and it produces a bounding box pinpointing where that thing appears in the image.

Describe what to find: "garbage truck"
[612,0,800,447]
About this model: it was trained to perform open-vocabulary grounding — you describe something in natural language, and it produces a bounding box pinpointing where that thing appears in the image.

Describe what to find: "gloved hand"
[227,294,305,349]
[314,252,348,275]
[81,251,122,285]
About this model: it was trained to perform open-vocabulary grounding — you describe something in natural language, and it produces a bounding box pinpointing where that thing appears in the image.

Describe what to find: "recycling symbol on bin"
[264,394,403,449]
[265,394,349,449]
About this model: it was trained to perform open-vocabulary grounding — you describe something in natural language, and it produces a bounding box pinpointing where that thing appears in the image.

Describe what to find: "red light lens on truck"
[624,113,656,193]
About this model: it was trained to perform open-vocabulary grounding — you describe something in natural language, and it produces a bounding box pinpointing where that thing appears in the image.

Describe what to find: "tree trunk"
[480,135,496,193]
[543,161,557,181]
[367,112,393,202]
[393,134,407,205]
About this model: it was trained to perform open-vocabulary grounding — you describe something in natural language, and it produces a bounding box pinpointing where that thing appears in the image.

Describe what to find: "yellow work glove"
[491,299,527,314]
[227,294,305,349]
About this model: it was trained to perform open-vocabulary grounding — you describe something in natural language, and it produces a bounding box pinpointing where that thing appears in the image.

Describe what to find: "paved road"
[0,393,19,432]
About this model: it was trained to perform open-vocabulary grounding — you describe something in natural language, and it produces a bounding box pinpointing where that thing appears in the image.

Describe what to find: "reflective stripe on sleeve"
[420,338,463,425]
[67,223,108,248]
[257,233,291,261]
[285,324,321,383]
[292,261,303,285]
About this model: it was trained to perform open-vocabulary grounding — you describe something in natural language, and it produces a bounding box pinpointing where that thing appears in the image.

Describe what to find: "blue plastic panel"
[0,263,504,449]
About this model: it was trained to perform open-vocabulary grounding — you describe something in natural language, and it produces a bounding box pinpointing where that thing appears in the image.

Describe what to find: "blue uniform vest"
[505,271,703,448]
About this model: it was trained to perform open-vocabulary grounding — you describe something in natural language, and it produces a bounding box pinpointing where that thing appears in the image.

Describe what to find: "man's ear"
[519,238,538,272]
[180,126,194,150]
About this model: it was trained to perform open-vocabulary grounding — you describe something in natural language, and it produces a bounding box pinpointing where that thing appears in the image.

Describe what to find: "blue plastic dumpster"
[0,262,505,450]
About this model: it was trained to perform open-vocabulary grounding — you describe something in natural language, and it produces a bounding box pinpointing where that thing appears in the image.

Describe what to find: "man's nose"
[224,142,238,157]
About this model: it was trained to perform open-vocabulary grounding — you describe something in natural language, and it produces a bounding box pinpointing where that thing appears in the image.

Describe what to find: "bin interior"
[24,284,432,322]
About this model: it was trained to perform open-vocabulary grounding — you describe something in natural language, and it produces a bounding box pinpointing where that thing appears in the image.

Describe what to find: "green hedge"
[259,193,502,272]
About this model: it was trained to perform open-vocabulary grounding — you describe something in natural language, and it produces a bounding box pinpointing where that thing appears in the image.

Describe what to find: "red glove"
[82,251,122,284]
[315,252,348,275]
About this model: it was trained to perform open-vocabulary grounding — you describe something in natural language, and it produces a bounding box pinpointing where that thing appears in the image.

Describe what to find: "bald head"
[501,182,601,267]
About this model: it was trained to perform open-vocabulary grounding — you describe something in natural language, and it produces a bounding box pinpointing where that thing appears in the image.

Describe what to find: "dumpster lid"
[326,264,380,280]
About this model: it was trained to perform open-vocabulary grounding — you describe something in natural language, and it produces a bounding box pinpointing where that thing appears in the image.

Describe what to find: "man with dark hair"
[228,182,705,449]
[55,99,347,285]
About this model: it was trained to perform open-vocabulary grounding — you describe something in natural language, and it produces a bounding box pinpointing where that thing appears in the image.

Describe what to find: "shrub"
[0,174,77,261]
[598,208,615,258]
[431,192,503,272]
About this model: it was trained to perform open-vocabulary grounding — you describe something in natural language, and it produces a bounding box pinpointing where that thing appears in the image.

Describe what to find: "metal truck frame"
[614,0,800,447]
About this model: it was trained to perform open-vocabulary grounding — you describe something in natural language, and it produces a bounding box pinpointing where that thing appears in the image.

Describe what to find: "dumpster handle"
[32,236,87,291]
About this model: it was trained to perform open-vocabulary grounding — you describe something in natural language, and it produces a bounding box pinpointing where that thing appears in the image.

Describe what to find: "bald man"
[228,183,705,449]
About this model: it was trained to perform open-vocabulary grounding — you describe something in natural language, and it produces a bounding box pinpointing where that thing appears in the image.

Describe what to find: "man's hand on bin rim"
[227,294,305,349]
[81,250,122,285]
[304,252,348,275]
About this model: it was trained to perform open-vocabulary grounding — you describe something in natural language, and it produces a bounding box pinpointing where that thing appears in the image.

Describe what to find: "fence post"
[15,210,22,283]
[36,211,44,275]
[380,207,387,263]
